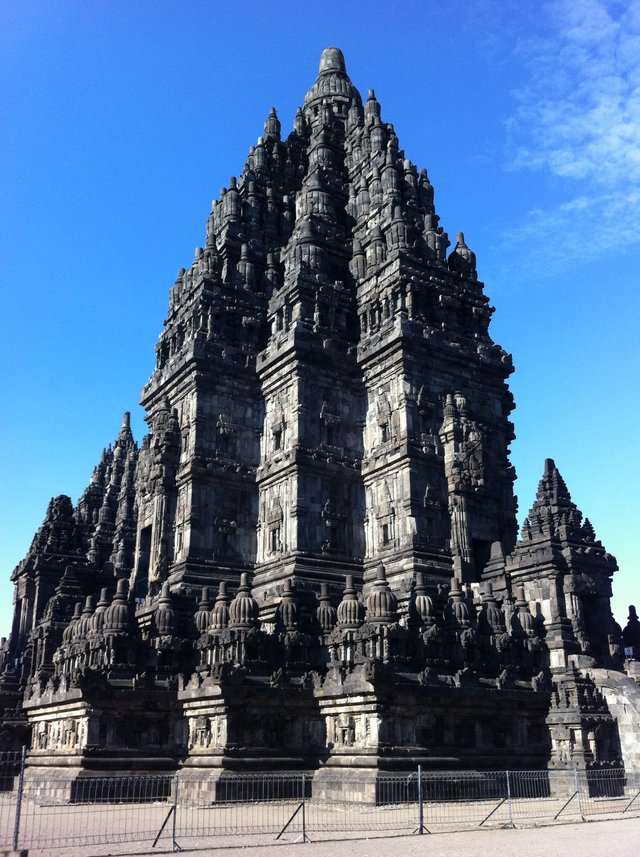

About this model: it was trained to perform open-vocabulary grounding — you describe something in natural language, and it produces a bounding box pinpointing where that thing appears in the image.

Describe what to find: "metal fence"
[1,754,640,854]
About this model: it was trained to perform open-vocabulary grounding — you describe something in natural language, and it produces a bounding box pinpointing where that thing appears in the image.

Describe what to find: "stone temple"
[2,48,640,792]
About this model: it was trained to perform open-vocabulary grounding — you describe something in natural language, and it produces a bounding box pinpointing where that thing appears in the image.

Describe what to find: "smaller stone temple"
[1,47,640,794]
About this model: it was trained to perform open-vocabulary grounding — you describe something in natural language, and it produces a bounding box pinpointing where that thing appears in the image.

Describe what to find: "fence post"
[301,774,307,843]
[12,745,26,851]
[171,773,179,852]
[417,765,424,834]
[506,770,513,827]
[574,767,584,819]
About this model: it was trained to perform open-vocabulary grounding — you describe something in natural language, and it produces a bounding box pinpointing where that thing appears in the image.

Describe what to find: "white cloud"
[505,0,640,268]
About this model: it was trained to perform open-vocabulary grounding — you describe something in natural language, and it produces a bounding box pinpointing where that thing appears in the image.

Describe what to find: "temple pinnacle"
[318,47,346,75]
[304,47,359,115]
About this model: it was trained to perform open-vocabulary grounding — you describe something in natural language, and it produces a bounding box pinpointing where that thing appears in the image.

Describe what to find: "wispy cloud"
[504,0,640,270]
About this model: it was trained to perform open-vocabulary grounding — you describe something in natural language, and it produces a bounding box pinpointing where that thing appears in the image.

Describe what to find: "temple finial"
[264,107,281,141]
[318,47,346,75]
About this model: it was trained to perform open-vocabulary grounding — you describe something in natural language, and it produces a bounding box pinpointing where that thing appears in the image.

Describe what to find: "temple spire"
[116,411,134,446]
[303,46,361,119]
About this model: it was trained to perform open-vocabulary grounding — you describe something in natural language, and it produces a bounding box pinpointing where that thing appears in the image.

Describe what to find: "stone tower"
[1,49,633,784]
[129,47,518,618]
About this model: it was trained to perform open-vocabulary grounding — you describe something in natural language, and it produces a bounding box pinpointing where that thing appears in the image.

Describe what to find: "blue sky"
[1,0,638,637]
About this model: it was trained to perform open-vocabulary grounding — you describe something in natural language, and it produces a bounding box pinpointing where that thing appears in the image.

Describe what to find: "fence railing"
[1,754,639,854]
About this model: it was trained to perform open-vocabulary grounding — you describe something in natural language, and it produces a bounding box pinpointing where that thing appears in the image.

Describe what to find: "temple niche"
[2,47,639,793]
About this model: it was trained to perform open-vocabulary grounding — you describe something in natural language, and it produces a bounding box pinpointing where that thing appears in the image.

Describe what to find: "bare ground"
[19,816,640,857]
